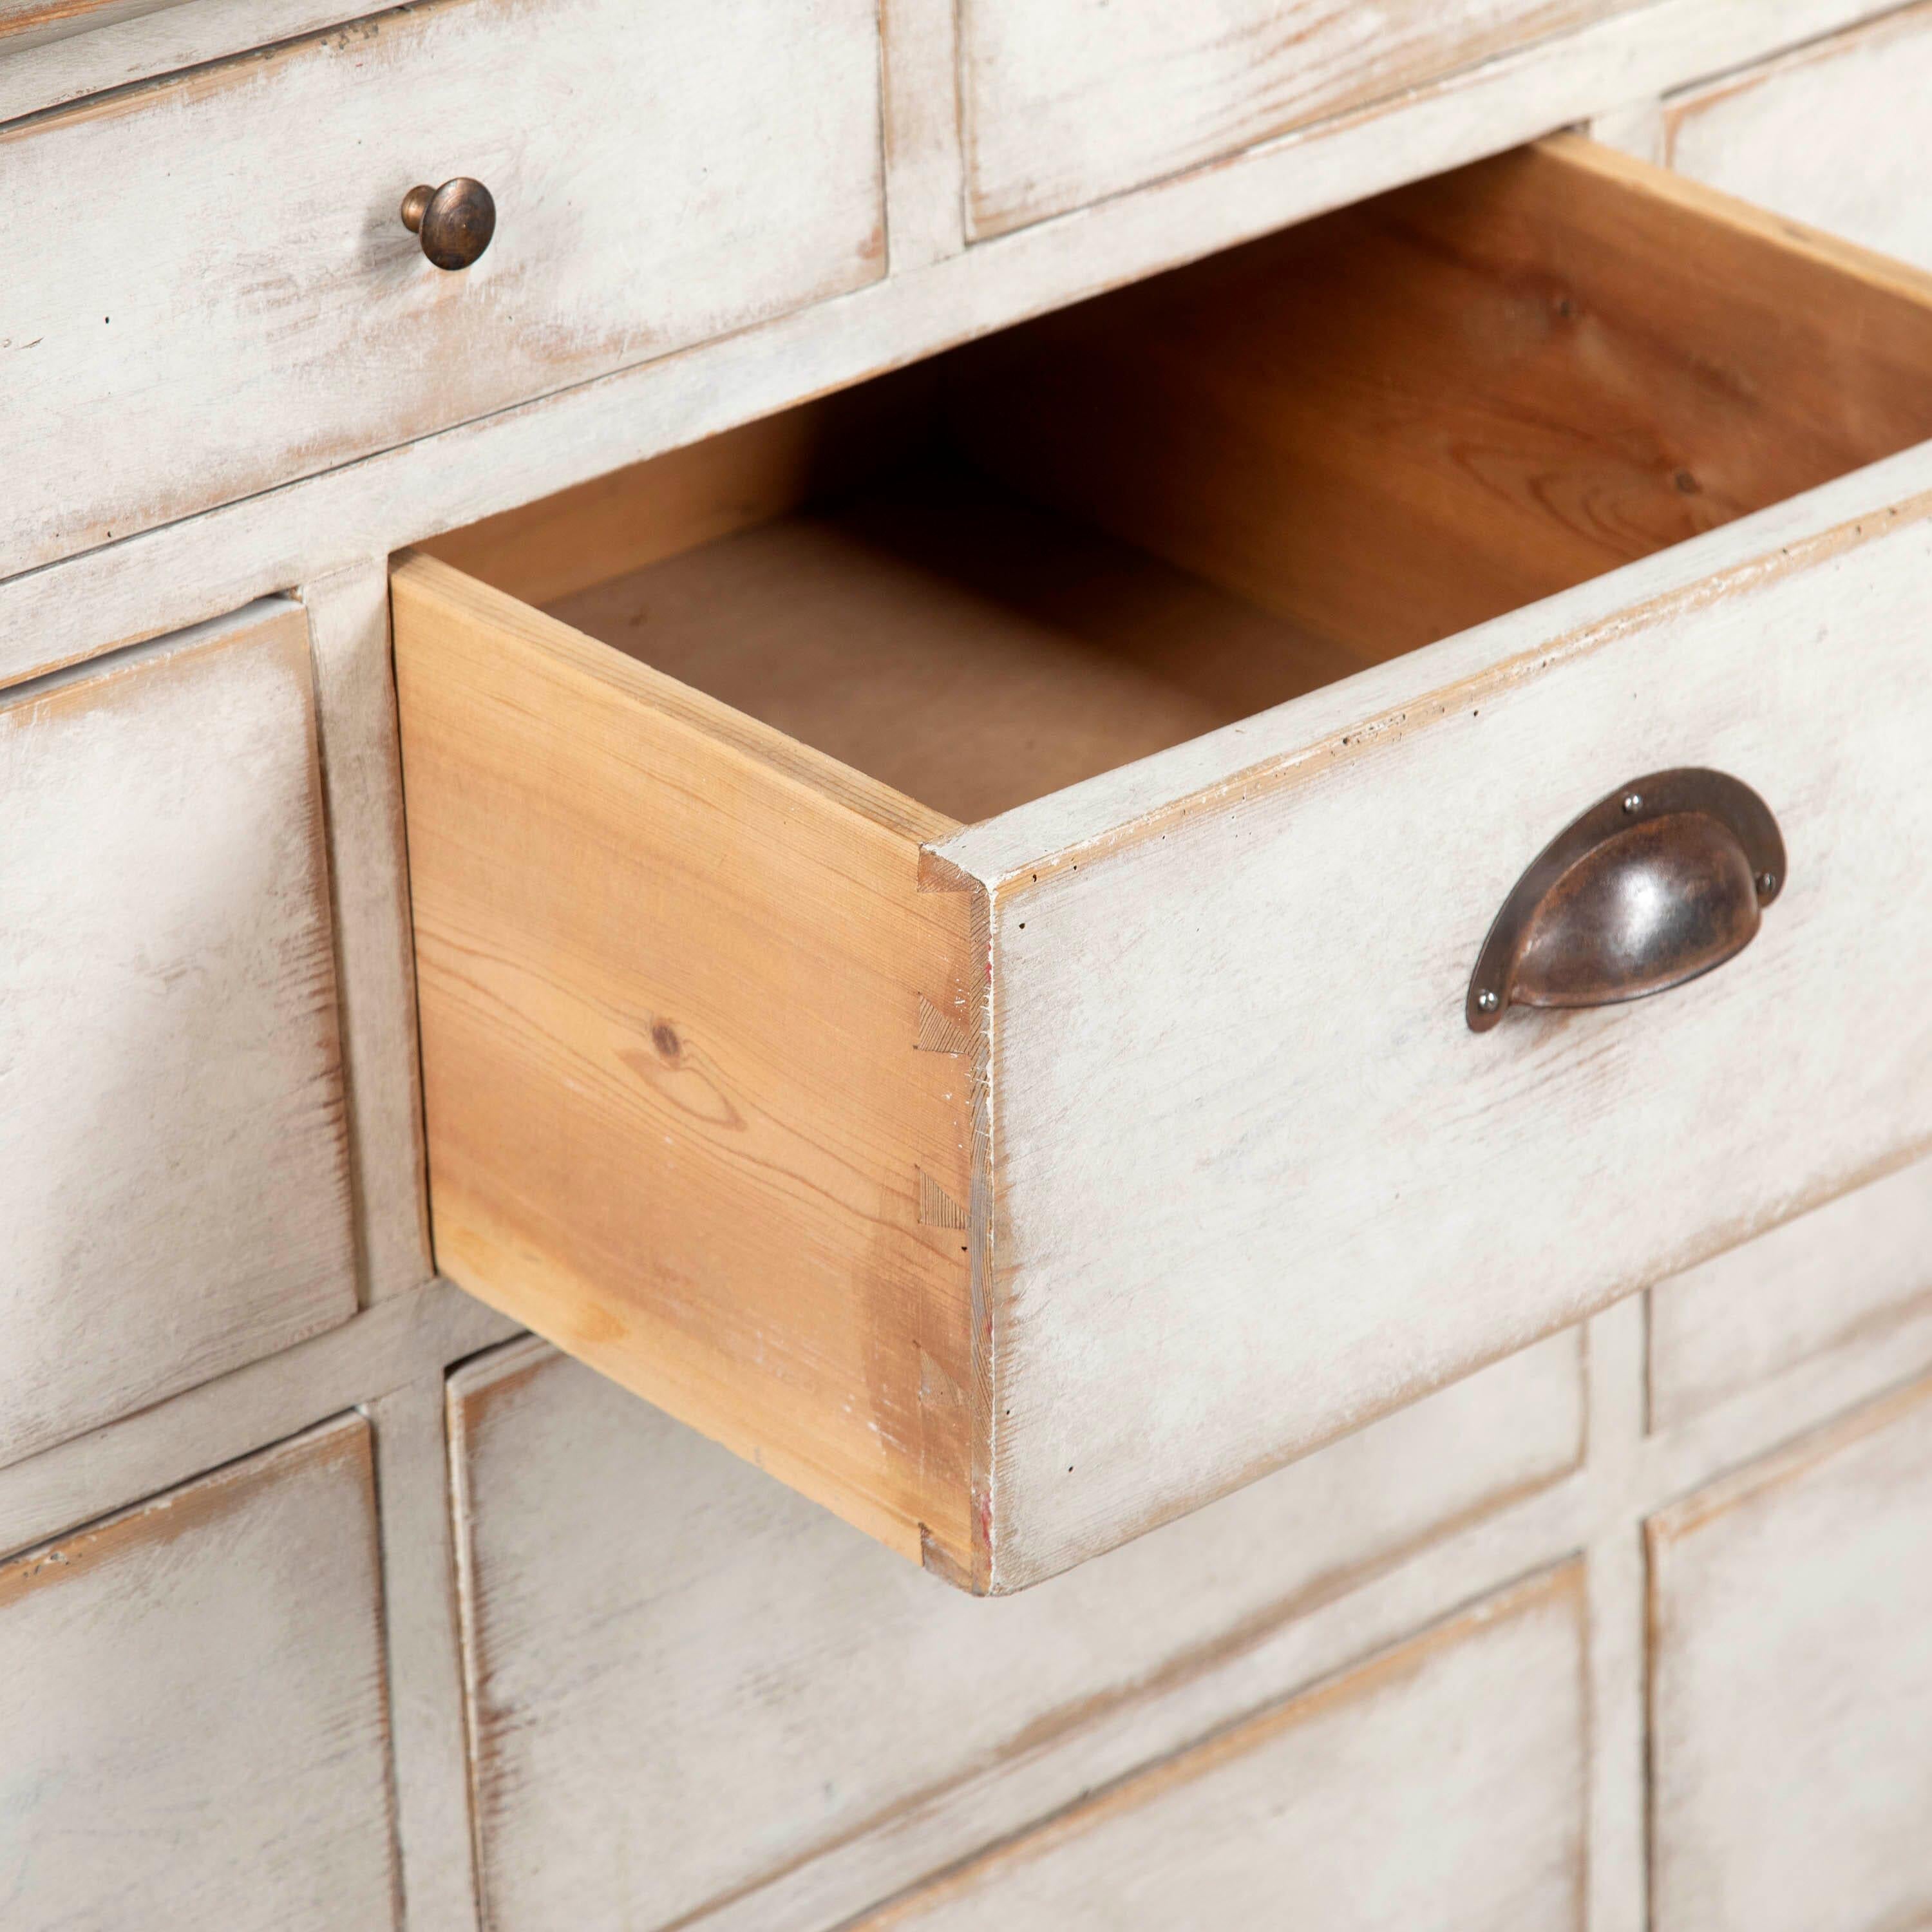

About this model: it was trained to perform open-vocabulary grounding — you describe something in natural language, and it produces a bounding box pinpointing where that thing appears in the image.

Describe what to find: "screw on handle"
[401,178,496,271]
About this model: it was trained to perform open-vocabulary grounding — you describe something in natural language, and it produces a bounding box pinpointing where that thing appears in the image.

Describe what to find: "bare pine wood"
[392,553,980,1577]
[1661,1,1932,273]
[853,1566,1587,1929]
[0,1416,400,1931]
[1650,1157,1932,1428]
[951,135,1932,661]
[959,0,1648,238]
[0,600,355,1468]
[448,1331,1580,1932]
[0,0,884,580]
[1649,1376,1932,1931]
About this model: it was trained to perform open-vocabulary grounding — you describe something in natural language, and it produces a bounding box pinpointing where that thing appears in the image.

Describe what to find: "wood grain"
[448,1330,1581,1932]
[1650,1157,1932,1428]
[0,1415,400,1931]
[0,0,884,578]
[853,1566,1587,1929]
[959,0,1648,238]
[0,600,355,1468]
[393,553,981,1577]
[951,135,1932,662]
[1661,1,1932,273]
[1649,1376,1932,1931]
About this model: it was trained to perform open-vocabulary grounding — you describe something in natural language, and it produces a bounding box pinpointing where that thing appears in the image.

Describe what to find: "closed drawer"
[395,136,1932,1591]
[0,1416,399,1930]
[449,1329,1578,1930]
[0,600,354,1467]
[960,0,1648,238]
[0,0,883,578]
[1658,2,1932,272]
[850,1566,1587,1930]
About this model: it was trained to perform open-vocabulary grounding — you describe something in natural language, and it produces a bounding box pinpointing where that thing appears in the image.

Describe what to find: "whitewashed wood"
[933,439,1932,1586]
[852,1567,1586,1930]
[882,0,965,272]
[0,1278,518,1563]
[1649,1376,1932,1931]
[0,0,883,580]
[0,1414,401,1931]
[0,3,371,122]
[1650,1155,1932,1427]
[960,0,1647,238]
[1662,1,1932,271]
[0,0,1892,691]
[299,562,431,1302]
[449,1328,1579,1931]
[0,600,355,1468]
[368,1379,483,1932]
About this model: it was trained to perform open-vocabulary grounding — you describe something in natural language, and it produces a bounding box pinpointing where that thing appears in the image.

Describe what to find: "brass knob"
[1466,768,1785,1032]
[401,178,495,271]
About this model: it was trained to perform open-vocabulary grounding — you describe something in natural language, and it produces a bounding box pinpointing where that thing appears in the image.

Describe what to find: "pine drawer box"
[393,136,1932,1593]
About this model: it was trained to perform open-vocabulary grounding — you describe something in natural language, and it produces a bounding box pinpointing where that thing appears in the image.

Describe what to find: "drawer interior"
[425,135,1932,828]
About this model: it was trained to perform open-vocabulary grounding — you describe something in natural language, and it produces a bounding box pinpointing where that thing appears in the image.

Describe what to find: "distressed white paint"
[958,0,1648,237]
[0,0,884,578]
[0,0,1898,691]
[1650,1156,1932,1427]
[0,600,355,1468]
[933,451,1932,1586]
[1649,1377,1932,1932]
[449,1329,1579,1931]
[299,562,431,1302]
[853,1568,1587,1930]
[0,1414,401,1931]
[881,0,966,271]
[0,1,369,122]
[1663,1,1932,271]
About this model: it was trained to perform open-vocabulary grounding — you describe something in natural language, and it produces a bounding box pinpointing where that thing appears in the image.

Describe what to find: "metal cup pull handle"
[1466,768,1785,1033]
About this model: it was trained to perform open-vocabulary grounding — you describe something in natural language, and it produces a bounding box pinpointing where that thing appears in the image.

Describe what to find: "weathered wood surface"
[1649,1376,1932,1931]
[1661,1,1932,272]
[853,1566,1587,1929]
[299,562,431,1302]
[1650,1157,1932,1428]
[0,600,355,1468]
[0,1415,401,1931]
[393,553,981,1577]
[959,0,1645,238]
[448,1330,1580,1932]
[0,0,884,579]
[0,3,1897,690]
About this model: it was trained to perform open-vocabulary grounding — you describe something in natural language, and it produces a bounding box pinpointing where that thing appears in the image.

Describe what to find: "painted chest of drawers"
[6,3,1932,1926]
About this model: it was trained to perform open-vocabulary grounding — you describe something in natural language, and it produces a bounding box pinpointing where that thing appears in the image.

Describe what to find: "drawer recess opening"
[424,135,1932,828]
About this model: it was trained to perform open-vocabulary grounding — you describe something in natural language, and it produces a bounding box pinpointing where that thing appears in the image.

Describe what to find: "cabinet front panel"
[0,600,354,1467]
[448,1329,1580,1931]
[0,1416,400,1932]
[853,1566,1587,1931]
[1649,1377,1932,1932]
[0,0,884,579]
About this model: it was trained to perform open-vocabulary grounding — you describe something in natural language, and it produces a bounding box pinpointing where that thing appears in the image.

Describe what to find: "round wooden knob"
[401,178,495,271]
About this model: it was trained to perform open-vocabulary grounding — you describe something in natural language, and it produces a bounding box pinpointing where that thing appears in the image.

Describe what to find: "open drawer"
[395,137,1932,1592]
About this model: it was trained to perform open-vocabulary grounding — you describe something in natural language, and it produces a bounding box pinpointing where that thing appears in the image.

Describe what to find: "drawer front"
[449,1329,1579,1931]
[1660,2,1932,270]
[853,1567,1586,1930]
[1649,1378,1932,1931]
[0,1416,399,1931]
[0,0,883,578]
[0,601,354,1467]
[959,0,1645,238]
[1650,1157,1932,1428]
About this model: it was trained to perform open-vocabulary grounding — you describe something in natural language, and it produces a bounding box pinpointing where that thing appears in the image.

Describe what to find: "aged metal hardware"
[401,178,496,270]
[1466,768,1785,1032]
